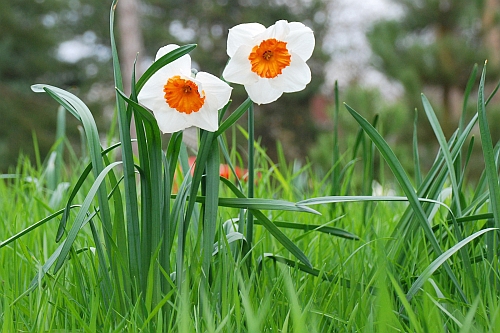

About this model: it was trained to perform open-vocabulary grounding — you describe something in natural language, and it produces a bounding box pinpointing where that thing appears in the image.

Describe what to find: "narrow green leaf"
[477,62,500,230]
[202,136,220,290]
[54,162,123,273]
[405,228,496,304]
[345,103,468,303]
[135,44,197,93]
[413,109,422,188]
[32,85,115,281]
[172,195,321,214]
[421,94,462,215]
[215,98,252,137]
[332,80,340,195]
[459,64,478,132]
[57,141,123,242]
[0,206,77,249]
[110,0,141,286]
[220,177,312,268]
[421,94,478,292]
[257,220,359,240]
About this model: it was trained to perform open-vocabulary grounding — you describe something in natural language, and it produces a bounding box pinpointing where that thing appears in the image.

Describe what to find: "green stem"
[247,103,255,248]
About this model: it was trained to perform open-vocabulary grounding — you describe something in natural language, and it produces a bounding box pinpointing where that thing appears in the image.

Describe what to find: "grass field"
[2,67,500,332]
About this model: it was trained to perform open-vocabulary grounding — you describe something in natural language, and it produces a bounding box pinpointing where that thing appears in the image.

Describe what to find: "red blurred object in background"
[188,156,248,181]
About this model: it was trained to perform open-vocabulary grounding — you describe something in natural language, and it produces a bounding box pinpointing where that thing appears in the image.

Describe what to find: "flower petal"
[222,45,259,85]
[254,20,290,43]
[227,23,266,57]
[155,44,179,59]
[196,72,232,109]
[245,79,283,105]
[155,44,192,74]
[269,53,311,93]
[284,22,315,61]
[188,97,219,132]
[154,107,192,133]
[138,65,182,113]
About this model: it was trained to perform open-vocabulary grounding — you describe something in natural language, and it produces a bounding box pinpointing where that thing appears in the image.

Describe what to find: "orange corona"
[248,38,291,79]
[163,76,205,114]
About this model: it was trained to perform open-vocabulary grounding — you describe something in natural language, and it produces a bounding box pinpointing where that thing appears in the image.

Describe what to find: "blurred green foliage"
[367,0,496,130]
[4,0,499,173]
[0,0,329,171]
[310,86,416,178]
[309,0,500,182]
[0,0,112,171]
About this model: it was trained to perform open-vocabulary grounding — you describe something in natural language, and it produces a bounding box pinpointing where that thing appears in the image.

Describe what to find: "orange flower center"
[248,38,291,79]
[163,76,205,114]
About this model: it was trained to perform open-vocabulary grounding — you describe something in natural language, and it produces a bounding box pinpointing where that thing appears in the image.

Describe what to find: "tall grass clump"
[2,2,500,332]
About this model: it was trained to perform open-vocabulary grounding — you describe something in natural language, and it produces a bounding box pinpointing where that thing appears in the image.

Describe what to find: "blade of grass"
[215,98,252,137]
[53,161,122,273]
[32,85,115,297]
[421,94,477,293]
[413,109,422,188]
[459,63,478,132]
[247,102,255,249]
[110,0,141,288]
[331,81,340,195]
[345,103,468,303]
[57,141,123,242]
[477,62,500,281]
[172,195,321,214]
[477,62,500,230]
[421,94,462,215]
[175,129,215,286]
[203,136,220,276]
[0,206,78,249]
[117,88,164,299]
[404,228,496,305]
[258,220,359,240]
[160,152,172,300]
[220,177,312,268]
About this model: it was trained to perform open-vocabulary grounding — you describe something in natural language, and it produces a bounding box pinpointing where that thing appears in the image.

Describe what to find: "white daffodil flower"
[222,20,315,105]
[138,44,232,133]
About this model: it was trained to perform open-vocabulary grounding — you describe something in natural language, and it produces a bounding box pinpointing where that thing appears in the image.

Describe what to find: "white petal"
[138,65,182,109]
[222,45,259,85]
[154,107,192,133]
[284,22,315,61]
[196,72,232,109]
[269,54,311,93]
[155,44,180,59]
[255,20,290,43]
[138,72,168,110]
[138,72,163,101]
[245,79,283,105]
[154,44,192,73]
[188,97,219,132]
[227,23,266,57]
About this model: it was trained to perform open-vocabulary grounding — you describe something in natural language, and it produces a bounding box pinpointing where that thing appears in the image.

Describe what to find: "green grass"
[2,84,500,331]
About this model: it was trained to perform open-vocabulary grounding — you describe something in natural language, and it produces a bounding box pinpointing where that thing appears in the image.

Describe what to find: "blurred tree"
[0,0,113,172]
[0,0,68,171]
[367,0,496,134]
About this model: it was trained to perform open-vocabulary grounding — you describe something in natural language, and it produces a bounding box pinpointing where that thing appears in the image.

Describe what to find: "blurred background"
[2,0,500,179]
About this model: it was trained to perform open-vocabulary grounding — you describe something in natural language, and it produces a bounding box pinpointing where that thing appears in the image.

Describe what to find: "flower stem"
[247,103,255,248]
